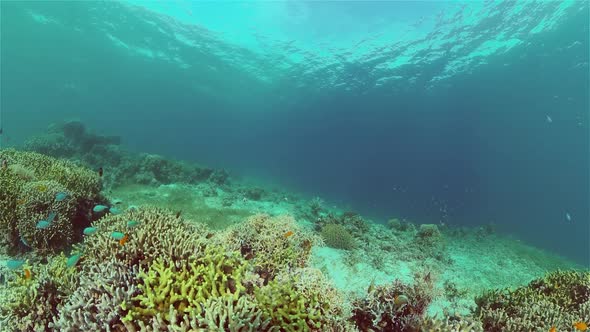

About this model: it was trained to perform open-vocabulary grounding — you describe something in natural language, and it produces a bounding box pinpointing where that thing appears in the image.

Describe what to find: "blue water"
[1,1,588,264]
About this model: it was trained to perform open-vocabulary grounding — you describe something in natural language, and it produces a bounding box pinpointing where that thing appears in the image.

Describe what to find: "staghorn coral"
[254,267,352,332]
[79,206,210,269]
[199,294,271,331]
[218,214,321,281]
[321,223,357,250]
[418,315,484,332]
[0,149,102,251]
[0,254,79,332]
[351,272,436,332]
[51,259,138,331]
[475,270,590,332]
[122,245,249,329]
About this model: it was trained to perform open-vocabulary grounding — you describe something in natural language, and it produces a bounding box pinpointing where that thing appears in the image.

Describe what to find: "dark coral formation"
[23,121,228,188]
[475,270,590,331]
[0,149,102,252]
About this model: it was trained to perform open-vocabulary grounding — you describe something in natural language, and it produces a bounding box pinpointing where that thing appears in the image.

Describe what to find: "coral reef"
[51,259,138,331]
[0,254,79,331]
[219,214,321,281]
[0,149,102,252]
[23,121,224,189]
[79,206,210,268]
[475,270,590,331]
[321,223,357,250]
[350,272,436,331]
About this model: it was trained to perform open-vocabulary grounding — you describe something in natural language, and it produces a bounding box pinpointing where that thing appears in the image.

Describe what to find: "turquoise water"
[1,0,588,269]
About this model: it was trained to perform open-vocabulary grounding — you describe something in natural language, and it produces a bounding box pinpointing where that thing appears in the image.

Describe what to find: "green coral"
[320,223,357,250]
[254,268,348,332]
[122,245,248,327]
[0,254,79,331]
[475,270,590,331]
[0,149,102,251]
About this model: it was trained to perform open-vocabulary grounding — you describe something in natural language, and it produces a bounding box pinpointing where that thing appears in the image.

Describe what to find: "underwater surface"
[0,1,589,331]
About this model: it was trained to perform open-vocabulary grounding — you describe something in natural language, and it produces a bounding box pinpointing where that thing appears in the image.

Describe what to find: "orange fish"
[574,321,588,331]
[283,231,294,238]
[119,234,129,246]
[23,268,31,280]
[549,326,556,332]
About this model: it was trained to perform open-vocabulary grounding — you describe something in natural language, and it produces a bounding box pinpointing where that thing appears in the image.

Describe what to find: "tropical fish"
[566,212,572,222]
[283,231,294,238]
[111,232,125,240]
[574,321,588,331]
[83,227,97,235]
[55,192,68,201]
[546,115,553,123]
[46,211,57,223]
[16,198,26,205]
[109,207,122,215]
[112,198,123,205]
[6,260,25,270]
[127,220,139,228]
[97,167,103,177]
[128,205,138,212]
[66,253,82,268]
[93,205,108,213]
[36,220,51,229]
[20,236,30,248]
[549,326,556,332]
[23,268,31,280]
[175,210,182,219]
[119,234,129,246]
[37,184,48,192]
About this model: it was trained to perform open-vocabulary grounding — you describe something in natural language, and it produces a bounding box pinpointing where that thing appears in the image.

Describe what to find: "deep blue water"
[1,1,588,264]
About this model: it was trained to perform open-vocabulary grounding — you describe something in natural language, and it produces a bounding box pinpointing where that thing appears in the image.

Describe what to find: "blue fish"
[6,260,25,270]
[111,232,125,240]
[46,211,57,223]
[20,236,30,247]
[55,192,68,201]
[112,198,123,205]
[109,207,122,215]
[36,220,51,229]
[66,253,81,268]
[83,227,97,235]
[93,205,108,213]
[127,220,139,228]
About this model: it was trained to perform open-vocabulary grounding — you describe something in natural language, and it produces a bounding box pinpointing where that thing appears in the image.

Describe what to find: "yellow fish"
[574,321,588,331]
[37,184,47,192]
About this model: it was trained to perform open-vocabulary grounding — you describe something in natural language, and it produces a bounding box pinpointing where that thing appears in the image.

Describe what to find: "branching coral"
[122,245,249,329]
[0,254,79,331]
[218,214,321,281]
[79,206,210,268]
[254,267,352,332]
[351,272,436,332]
[475,270,590,331]
[51,259,138,331]
[0,149,102,251]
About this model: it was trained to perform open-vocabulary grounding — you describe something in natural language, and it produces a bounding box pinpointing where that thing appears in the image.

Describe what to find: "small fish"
[46,211,57,223]
[55,192,68,201]
[0,127,2,135]
[83,227,97,235]
[111,232,125,240]
[175,210,182,219]
[128,205,138,212]
[36,220,51,229]
[93,205,108,213]
[283,231,294,238]
[119,234,129,246]
[1,159,6,169]
[97,167,103,177]
[6,260,25,270]
[367,277,376,294]
[109,207,122,215]
[394,294,409,307]
[566,212,572,222]
[127,220,139,228]
[549,326,556,332]
[574,321,588,331]
[66,253,81,268]
[23,268,31,280]
[20,236,30,247]
[112,198,123,205]
[37,184,48,192]
[16,198,26,205]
